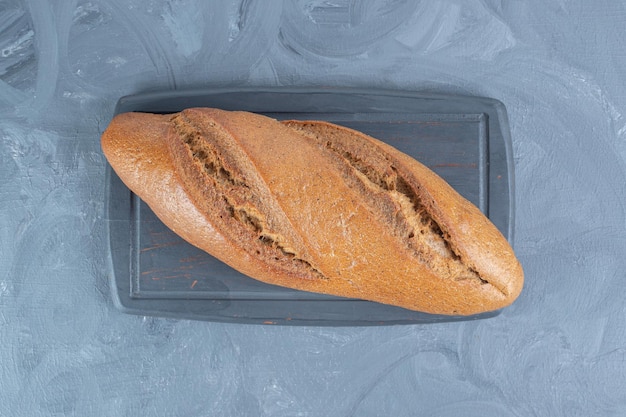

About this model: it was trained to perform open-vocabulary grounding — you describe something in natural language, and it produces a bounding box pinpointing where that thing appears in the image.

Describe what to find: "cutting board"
[104,88,515,325]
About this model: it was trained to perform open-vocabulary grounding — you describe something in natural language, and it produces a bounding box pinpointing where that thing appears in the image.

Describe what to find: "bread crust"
[101,109,523,315]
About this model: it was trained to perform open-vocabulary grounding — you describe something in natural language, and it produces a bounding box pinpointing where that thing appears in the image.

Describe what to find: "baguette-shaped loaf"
[101,108,523,315]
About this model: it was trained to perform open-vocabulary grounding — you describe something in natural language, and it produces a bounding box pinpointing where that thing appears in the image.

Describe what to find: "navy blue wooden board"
[105,88,515,325]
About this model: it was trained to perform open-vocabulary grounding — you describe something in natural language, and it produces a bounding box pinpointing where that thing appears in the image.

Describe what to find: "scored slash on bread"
[101,108,523,316]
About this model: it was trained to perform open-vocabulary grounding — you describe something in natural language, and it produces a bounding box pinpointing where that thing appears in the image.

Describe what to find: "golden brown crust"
[101,109,523,315]
[100,112,307,287]
[283,120,524,303]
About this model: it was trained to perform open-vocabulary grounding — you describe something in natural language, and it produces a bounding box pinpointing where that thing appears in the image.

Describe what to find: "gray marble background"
[2,1,625,416]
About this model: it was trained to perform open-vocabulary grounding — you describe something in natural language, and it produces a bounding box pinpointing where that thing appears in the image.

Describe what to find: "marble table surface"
[1,1,625,416]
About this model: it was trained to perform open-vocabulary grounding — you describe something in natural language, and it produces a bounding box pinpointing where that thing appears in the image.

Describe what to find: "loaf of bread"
[101,108,523,315]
